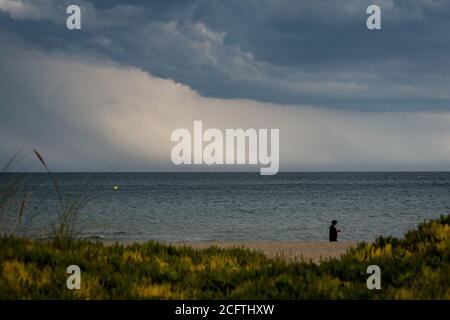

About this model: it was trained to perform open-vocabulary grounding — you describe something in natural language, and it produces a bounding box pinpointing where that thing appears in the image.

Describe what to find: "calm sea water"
[1,172,449,242]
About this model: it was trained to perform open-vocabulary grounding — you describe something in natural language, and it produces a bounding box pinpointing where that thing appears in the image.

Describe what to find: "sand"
[171,241,359,263]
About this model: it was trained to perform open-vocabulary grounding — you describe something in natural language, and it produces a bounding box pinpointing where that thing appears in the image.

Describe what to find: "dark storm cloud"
[2,2,450,172]
[1,0,450,111]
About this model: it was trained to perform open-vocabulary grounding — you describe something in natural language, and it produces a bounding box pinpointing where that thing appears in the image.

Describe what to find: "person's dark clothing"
[329,225,338,242]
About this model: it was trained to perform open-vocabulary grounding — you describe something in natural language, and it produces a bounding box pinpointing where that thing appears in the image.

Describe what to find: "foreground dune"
[1,216,449,298]
[171,241,358,263]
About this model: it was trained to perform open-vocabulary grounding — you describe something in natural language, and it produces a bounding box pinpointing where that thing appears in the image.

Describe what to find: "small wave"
[81,235,105,240]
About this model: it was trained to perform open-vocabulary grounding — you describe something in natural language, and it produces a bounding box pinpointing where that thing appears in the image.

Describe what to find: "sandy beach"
[171,241,359,263]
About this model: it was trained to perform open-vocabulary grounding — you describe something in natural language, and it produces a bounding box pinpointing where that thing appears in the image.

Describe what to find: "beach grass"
[0,215,448,299]
[1,150,93,239]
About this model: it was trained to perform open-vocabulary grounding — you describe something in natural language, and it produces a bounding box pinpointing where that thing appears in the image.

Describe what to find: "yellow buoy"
[113,185,119,191]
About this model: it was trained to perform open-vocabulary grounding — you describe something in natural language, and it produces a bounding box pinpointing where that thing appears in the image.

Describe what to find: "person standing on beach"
[329,220,340,242]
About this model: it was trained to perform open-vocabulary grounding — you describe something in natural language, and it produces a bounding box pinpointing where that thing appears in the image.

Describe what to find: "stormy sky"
[1,0,450,171]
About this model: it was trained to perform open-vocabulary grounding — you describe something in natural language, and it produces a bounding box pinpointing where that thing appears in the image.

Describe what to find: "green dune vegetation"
[0,215,449,299]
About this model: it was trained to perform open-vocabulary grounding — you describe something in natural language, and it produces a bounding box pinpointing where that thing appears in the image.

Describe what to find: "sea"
[1,172,449,242]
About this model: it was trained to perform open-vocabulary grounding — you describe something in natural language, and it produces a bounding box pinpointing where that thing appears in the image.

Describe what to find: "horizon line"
[3,170,450,174]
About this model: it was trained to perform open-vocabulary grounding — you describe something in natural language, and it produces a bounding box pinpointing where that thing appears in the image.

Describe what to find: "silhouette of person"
[329,220,340,242]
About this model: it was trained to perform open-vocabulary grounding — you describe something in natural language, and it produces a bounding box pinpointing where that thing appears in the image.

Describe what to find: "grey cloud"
[1,0,450,111]
[2,43,450,172]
